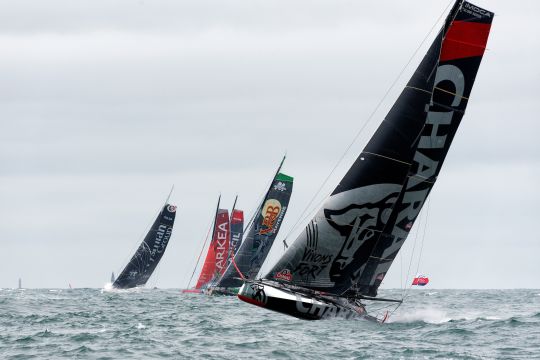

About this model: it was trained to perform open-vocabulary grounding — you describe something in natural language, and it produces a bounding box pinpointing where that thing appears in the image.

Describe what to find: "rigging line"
[230,255,246,280]
[415,197,430,280]
[400,248,403,293]
[185,212,215,289]
[282,0,455,241]
[163,184,174,207]
[401,209,423,300]
[403,196,431,303]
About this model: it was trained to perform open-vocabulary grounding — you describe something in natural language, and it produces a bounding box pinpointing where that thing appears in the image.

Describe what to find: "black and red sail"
[264,0,493,297]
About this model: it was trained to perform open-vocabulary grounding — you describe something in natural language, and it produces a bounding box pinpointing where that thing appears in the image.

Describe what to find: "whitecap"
[387,308,451,324]
[137,323,146,329]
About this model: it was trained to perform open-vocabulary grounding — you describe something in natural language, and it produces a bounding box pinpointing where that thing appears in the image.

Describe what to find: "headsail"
[217,170,294,288]
[194,203,230,290]
[113,204,177,289]
[265,0,493,297]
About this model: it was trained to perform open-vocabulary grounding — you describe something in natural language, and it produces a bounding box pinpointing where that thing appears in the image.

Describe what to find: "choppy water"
[1,288,539,359]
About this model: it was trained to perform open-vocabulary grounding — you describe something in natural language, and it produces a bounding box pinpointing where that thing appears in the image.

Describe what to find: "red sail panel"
[195,209,230,289]
[440,21,491,62]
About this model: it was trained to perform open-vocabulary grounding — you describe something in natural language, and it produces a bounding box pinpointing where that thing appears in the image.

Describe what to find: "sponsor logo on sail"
[274,269,292,282]
[167,205,177,213]
[463,2,491,18]
[273,181,287,192]
[150,225,172,262]
[215,218,229,272]
[259,199,282,235]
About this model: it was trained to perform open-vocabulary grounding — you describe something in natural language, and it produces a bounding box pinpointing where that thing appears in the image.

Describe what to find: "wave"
[387,308,451,324]
[101,283,147,293]
[387,309,504,324]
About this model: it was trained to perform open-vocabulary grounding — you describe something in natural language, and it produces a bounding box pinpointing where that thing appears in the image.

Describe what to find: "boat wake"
[387,308,451,324]
[101,283,143,293]
[387,308,507,324]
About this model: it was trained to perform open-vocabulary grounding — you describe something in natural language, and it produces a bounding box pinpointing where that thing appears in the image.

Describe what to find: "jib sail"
[113,204,177,289]
[218,168,294,288]
[195,202,230,290]
[265,0,493,297]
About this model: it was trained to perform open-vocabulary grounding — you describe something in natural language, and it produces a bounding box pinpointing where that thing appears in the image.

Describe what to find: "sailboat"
[211,157,294,295]
[238,0,493,321]
[412,275,429,286]
[112,200,177,289]
[187,195,232,292]
[183,196,246,294]
[111,272,115,284]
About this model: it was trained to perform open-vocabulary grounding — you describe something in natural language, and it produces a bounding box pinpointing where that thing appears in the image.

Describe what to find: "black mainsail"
[238,0,493,320]
[113,204,177,289]
[216,159,294,289]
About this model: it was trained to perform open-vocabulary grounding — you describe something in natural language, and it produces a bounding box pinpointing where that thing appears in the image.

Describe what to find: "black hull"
[238,281,380,322]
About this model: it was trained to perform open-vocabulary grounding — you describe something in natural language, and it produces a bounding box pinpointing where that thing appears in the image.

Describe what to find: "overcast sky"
[1,0,538,289]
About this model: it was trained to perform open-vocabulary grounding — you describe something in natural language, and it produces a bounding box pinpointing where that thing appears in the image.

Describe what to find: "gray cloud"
[0,0,538,289]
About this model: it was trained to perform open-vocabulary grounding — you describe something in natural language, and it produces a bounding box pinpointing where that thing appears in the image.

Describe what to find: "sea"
[1,288,538,359]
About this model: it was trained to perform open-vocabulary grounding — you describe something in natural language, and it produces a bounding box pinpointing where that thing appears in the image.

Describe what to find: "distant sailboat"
[194,195,230,290]
[182,195,231,293]
[111,272,115,284]
[237,0,493,321]
[113,195,177,289]
[412,275,429,286]
[18,278,22,289]
[212,157,293,294]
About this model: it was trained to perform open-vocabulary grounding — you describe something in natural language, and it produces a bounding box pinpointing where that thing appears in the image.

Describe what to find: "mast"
[230,195,238,229]
[225,195,238,264]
